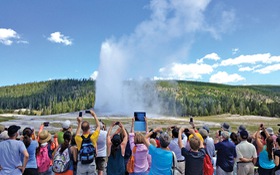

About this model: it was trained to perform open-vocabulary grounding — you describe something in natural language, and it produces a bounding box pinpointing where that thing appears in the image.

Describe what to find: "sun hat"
[62,120,71,129]
[266,127,274,135]
[221,122,230,131]
[0,130,9,140]
[202,125,210,133]
[39,130,52,144]
[238,125,246,133]
[8,125,21,137]
[199,128,209,138]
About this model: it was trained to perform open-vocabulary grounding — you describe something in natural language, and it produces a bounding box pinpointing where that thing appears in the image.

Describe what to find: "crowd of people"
[0,111,280,175]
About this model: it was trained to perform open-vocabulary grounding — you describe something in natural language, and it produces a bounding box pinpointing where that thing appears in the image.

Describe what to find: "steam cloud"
[95,0,212,115]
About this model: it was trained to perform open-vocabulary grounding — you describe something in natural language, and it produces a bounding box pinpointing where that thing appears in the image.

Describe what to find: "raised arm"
[144,127,161,148]
[106,122,115,156]
[75,117,82,136]
[178,127,184,148]
[255,129,264,153]
[90,110,100,131]
[131,117,135,133]
[145,117,149,133]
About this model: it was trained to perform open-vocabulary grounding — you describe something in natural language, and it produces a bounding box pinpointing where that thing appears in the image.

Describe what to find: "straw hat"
[39,130,52,144]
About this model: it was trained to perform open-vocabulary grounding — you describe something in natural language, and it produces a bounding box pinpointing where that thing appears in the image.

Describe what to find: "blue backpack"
[79,134,96,164]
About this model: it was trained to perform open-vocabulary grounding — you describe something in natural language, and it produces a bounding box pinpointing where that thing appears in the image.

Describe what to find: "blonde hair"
[150,138,157,146]
[134,132,145,144]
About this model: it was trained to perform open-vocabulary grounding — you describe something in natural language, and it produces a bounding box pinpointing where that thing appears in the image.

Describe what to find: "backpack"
[52,146,72,173]
[79,134,96,164]
[37,145,51,173]
[203,153,214,175]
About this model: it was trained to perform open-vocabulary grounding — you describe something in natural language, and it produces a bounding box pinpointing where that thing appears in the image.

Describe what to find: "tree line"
[0,79,279,117]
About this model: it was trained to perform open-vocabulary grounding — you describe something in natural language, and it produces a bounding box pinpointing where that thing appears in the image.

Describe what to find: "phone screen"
[134,112,146,121]
[79,112,82,117]
[190,117,193,123]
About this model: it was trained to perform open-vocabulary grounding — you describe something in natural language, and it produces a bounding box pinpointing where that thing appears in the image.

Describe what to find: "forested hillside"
[0,79,94,115]
[0,79,279,117]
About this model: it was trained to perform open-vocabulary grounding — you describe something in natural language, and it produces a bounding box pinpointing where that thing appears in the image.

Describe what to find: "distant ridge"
[0,79,279,117]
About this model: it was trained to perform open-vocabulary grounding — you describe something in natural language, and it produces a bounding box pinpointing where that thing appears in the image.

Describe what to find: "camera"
[43,122,50,127]
[219,130,221,136]
[190,117,193,123]
[79,112,82,117]
[85,110,91,114]
[115,121,120,125]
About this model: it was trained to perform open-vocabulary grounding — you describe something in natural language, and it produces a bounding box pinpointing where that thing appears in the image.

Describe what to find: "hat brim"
[39,133,52,144]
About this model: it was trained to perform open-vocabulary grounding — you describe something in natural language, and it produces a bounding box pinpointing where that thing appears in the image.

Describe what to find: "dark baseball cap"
[8,125,21,137]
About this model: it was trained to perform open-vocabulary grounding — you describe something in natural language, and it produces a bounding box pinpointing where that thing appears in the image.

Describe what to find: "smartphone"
[134,112,146,121]
[79,112,82,117]
[85,110,91,114]
[277,124,280,126]
[219,130,221,136]
[115,121,120,125]
[190,117,193,123]
[43,122,49,127]
[260,123,263,128]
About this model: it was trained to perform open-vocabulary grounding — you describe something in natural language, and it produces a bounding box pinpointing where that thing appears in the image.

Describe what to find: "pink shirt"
[129,133,150,173]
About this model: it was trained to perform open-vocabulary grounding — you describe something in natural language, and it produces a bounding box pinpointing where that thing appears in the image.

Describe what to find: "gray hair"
[159,133,171,148]
[222,131,230,140]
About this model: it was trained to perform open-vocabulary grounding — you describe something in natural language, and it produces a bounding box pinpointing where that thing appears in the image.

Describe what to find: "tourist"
[95,120,107,175]
[106,121,128,175]
[128,118,150,175]
[75,110,100,175]
[144,127,173,175]
[255,125,275,175]
[0,125,29,175]
[0,130,9,142]
[37,130,53,175]
[273,137,280,175]
[56,120,72,145]
[169,127,187,175]
[22,127,39,175]
[199,128,215,161]
[235,130,257,175]
[215,131,236,175]
[53,131,77,175]
[178,127,206,175]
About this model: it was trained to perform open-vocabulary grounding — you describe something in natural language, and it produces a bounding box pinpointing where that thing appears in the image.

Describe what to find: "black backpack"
[79,134,96,164]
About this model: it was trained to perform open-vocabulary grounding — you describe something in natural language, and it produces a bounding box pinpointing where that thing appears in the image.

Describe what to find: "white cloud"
[157,62,213,80]
[17,40,29,44]
[254,64,280,74]
[209,71,245,84]
[48,32,72,46]
[196,52,220,64]
[90,71,98,80]
[220,53,272,66]
[238,65,262,72]
[232,48,239,55]
[0,28,20,45]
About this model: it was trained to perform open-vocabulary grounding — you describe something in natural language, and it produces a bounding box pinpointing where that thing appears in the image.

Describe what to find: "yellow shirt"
[75,129,100,151]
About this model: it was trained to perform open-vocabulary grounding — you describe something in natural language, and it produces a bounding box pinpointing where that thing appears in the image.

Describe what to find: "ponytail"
[60,131,72,154]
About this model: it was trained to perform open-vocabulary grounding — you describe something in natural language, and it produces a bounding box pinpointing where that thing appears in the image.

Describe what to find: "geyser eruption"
[94,0,221,114]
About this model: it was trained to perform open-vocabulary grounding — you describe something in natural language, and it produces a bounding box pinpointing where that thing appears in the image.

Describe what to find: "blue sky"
[1,0,280,87]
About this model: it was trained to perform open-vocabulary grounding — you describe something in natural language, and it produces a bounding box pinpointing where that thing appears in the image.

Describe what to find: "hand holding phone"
[115,121,120,125]
[43,122,49,127]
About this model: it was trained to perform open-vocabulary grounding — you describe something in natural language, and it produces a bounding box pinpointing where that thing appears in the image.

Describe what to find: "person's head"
[159,133,171,148]
[266,127,274,136]
[239,130,249,140]
[149,129,157,139]
[221,122,230,132]
[62,120,71,131]
[81,121,90,132]
[8,125,21,138]
[260,131,267,140]
[111,134,122,147]
[63,131,72,143]
[222,131,230,140]
[0,131,9,140]
[0,124,5,134]
[238,125,246,133]
[39,130,52,144]
[230,132,239,145]
[199,129,208,140]
[22,127,33,148]
[134,132,145,144]
[202,125,210,133]
[150,138,157,147]
[189,137,200,151]
[172,127,179,138]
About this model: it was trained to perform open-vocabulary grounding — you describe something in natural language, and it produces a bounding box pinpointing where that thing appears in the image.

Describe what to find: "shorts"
[23,168,39,175]
[95,157,107,171]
